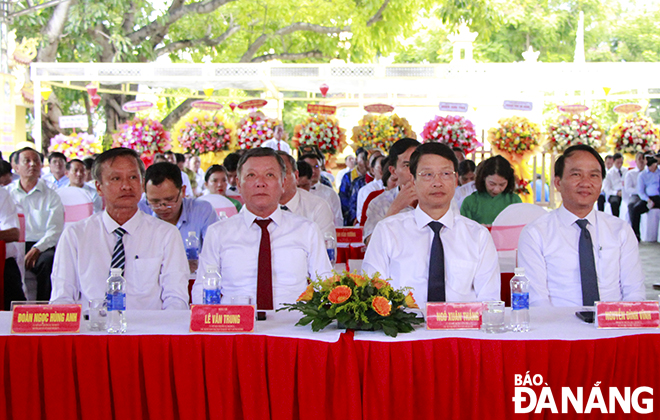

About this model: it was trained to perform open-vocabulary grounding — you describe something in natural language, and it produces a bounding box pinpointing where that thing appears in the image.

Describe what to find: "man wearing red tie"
[193,148,332,309]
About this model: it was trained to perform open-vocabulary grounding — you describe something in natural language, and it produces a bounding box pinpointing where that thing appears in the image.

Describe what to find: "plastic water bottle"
[203,266,221,305]
[218,211,228,220]
[510,267,530,332]
[324,232,336,265]
[106,268,127,333]
[185,231,200,273]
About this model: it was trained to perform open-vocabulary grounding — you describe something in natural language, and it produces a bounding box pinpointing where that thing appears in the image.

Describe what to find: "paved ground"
[640,242,660,300]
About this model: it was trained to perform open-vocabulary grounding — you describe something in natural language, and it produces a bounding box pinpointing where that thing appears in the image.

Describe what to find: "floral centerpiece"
[172,109,235,155]
[113,118,171,164]
[421,115,480,154]
[236,111,280,149]
[352,114,416,151]
[278,271,424,337]
[547,114,603,153]
[49,132,101,159]
[293,114,346,155]
[608,114,660,154]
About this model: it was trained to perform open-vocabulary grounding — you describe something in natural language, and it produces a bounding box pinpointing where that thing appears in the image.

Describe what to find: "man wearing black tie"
[518,145,645,307]
[362,142,500,308]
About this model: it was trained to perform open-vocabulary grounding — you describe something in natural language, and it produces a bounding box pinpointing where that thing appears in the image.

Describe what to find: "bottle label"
[186,248,199,260]
[203,289,221,305]
[512,292,529,311]
[106,292,126,311]
[326,248,335,262]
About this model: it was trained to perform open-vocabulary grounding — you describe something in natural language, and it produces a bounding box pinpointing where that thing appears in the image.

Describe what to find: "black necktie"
[110,227,127,272]
[280,205,290,211]
[427,221,445,302]
[618,169,622,177]
[576,219,600,306]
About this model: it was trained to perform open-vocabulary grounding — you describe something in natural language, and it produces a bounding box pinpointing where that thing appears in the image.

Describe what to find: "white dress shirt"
[194,206,333,307]
[603,166,627,198]
[181,171,194,198]
[68,184,103,213]
[261,139,293,154]
[8,179,64,251]
[623,168,640,202]
[454,181,476,209]
[310,183,343,227]
[282,188,335,240]
[363,206,500,308]
[50,210,190,310]
[363,188,409,239]
[0,187,20,260]
[517,205,645,307]
[356,179,384,225]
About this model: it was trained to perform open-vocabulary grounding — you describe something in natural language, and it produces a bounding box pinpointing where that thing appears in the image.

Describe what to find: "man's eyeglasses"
[417,171,455,182]
[147,190,181,209]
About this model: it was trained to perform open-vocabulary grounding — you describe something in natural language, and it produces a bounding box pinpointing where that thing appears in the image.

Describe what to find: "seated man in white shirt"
[302,153,343,227]
[261,125,293,155]
[194,147,333,309]
[50,148,190,310]
[0,187,25,309]
[602,152,627,218]
[9,147,64,301]
[42,152,69,189]
[66,159,103,213]
[518,145,645,307]
[362,142,500,308]
[276,151,335,240]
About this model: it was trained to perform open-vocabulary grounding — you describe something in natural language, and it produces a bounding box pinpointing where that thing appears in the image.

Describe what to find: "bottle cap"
[110,268,123,277]
[219,211,227,218]
[188,231,195,237]
[206,266,218,273]
[514,267,525,276]
[324,232,334,239]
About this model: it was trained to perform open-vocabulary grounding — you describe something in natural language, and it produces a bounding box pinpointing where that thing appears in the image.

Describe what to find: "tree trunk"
[161,96,200,129]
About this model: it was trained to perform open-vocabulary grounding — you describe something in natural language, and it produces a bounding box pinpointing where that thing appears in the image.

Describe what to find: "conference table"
[1,307,659,420]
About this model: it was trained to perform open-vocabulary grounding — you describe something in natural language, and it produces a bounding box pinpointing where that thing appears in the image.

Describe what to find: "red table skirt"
[1,332,659,419]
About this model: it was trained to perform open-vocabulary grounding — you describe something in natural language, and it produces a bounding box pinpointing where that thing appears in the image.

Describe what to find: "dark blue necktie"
[111,227,127,272]
[428,221,446,302]
[576,219,599,306]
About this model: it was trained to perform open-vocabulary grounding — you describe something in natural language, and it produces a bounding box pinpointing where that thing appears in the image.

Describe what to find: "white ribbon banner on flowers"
[439,102,469,113]
[59,115,89,129]
[503,101,533,111]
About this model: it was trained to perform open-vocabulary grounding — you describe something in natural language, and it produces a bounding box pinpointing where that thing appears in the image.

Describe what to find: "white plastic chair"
[56,187,94,227]
[197,194,239,218]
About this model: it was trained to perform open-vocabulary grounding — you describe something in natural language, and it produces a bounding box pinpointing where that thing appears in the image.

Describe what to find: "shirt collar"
[176,198,193,228]
[282,189,302,212]
[13,178,45,195]
[102,208,142,236]
[557,204,597,228]
[241,205,283,228]
[414,205,456,231]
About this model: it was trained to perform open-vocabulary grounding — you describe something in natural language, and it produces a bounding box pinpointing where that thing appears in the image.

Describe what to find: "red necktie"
[255,219,273,309]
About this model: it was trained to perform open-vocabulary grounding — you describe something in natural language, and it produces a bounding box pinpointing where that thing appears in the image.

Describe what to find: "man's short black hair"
[409,142,459,178]
[475,155,516,194]
[205,164,228,183]
[612,152,623,161]
[276,151,297,173]
[223,152,242,173]
[555,144,606,179]
[237,147,286,179]
[605,154,614,160]
[13,147,41,164]
[92,147,145,182]
[0,160,11,177]
[356,147,368,162]
[175,153,185,164]
[296,160,313,179]
[458,159,476,177]
[145,162,183,189]
[82,157,95,170]
[66,159,84,170]
[388,138,420,169]
[300,153,321,163]
[48,152,67,163]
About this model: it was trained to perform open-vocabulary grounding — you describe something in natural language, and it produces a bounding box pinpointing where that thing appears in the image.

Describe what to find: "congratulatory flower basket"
[278,272,423,337]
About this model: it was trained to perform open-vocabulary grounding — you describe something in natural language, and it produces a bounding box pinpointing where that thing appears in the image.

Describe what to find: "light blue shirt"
[139,197,218,247]
[636,167,660,201]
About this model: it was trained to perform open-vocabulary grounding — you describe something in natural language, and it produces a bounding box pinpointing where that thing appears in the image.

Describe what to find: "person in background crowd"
[454,160,477,209]
[0,160,13,186]
[223,152,243,200]
[602,152,627,217]
[356,154,386,224]
[186,155,205,196]
[50,148,189,310]
[296,160,313,191]
[262,125,292,154]
[0,187,26,309]
[43,152,69,189]
[177,152,198,197]
[204,165,242,213]
[630,154,660,241]
[66,159,103,213]
[7,152,20,183]
[162,151,194,198]
[140,162,218,273]
[460,155,522,225]
[302,153,343,227]
[277,151,335,240]
[339,148,368,225]
[335,155,356,190]
[363,138,420,241]
[625,152,646,218]
[363,142,499,308]
[154,153,167,163]
[518,145,644,306]
[534,174,550,203]
[193,147,332,308]
[597,155,614,212]
[360,158,395,226]
[9,148,64,301]
[452,147,466,163]
[82,156,95,183]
